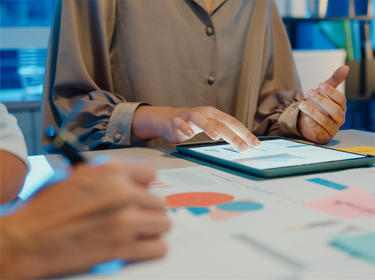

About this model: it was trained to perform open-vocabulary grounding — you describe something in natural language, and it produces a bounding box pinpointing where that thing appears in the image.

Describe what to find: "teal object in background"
[372,3,375,51]
[331,233,375,264]
[318,21,347,49]
[350,20,362,60]
[295,22,337,49]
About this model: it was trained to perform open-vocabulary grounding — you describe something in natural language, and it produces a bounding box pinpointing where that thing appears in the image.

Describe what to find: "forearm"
[0,151,27,203]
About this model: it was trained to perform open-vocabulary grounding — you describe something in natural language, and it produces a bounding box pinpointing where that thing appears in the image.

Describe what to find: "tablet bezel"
[176,136,375,178]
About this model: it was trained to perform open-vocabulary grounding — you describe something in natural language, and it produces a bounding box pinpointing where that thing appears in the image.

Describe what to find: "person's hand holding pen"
[298,65,350,144]
[1,128,171,279]
[1,161,170,279]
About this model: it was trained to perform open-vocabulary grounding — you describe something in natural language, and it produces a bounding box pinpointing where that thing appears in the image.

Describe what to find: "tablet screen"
[189,139,365,170]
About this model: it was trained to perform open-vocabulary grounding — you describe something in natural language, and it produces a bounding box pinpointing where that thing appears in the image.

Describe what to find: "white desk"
[25,130,375,279]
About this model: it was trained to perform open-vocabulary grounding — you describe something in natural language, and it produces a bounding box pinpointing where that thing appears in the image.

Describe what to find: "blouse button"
[206,26,214,36]
[207,75,216,85]
[113,132,122,142]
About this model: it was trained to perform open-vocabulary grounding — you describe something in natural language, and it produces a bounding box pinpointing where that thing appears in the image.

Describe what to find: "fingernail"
[240,143,248,151]
[211,129,218,139]
[188,129,194,136]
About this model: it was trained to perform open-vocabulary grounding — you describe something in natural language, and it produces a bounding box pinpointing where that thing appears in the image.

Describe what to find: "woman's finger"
[323,65,350,89]
[131,187,166,211]
[307,90,345,125]
[132,210,171,236]
[187,111,222,140]
[172,116,195,138]
[318,83,346,111]
[121,239,168,261]
[187,111,248,150]
[298,100,337,138]
[299,112,332,144]
[218,113,260,146]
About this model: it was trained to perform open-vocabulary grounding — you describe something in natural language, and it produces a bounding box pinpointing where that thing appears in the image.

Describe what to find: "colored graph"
[165,192,264,221]
[223,147,240,153]
[165,192,233,207]
[217,201,263,211]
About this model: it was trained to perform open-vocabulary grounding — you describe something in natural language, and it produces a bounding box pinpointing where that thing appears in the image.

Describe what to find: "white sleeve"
[0,103,29,169]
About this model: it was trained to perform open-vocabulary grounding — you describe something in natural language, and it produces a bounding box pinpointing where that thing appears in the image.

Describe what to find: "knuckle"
[172,116,181,127]
[110,209,131,227]
[189,111,201,122]
[203,106,216,114]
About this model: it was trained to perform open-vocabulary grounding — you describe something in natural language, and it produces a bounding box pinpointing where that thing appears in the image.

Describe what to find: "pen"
[44,125,86,165]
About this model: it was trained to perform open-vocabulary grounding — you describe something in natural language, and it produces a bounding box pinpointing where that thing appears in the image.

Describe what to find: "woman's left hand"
[298,65,349,144]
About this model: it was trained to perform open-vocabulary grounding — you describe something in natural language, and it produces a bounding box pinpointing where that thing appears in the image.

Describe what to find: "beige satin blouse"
[42,0,303,150]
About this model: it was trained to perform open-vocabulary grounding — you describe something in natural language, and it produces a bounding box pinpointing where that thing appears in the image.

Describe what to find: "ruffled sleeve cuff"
[104,101,145,146]
[58,90,147,150]
[277,102,302,137]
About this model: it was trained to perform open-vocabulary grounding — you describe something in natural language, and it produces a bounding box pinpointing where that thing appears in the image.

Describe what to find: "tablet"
[176,137,375,178]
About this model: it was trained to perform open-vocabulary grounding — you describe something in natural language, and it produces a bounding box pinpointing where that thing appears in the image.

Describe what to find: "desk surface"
[37,130,375,279]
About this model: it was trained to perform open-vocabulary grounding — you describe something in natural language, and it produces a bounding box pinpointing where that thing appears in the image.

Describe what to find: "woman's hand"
[298,66,349,144]
[132,106,260,150]
[1,161,170,279]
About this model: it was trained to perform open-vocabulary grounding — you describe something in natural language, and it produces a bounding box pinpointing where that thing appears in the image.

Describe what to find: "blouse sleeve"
[252,0,304,138]
[41,0,143,151]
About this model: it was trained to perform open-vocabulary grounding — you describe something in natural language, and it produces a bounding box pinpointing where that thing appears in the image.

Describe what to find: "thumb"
[323,65,350,88]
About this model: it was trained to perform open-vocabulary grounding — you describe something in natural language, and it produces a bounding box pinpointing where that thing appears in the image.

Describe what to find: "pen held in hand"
[45,125,86,166]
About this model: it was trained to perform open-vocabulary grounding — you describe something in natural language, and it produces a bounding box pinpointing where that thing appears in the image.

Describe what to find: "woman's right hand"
[132,106,260,151]
[1,161,170,279]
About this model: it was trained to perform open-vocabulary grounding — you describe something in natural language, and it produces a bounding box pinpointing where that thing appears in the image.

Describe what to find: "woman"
[42,0,348,151]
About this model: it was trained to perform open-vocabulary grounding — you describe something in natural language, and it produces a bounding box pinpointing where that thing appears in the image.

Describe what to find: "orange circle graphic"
[165,192,234,208]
